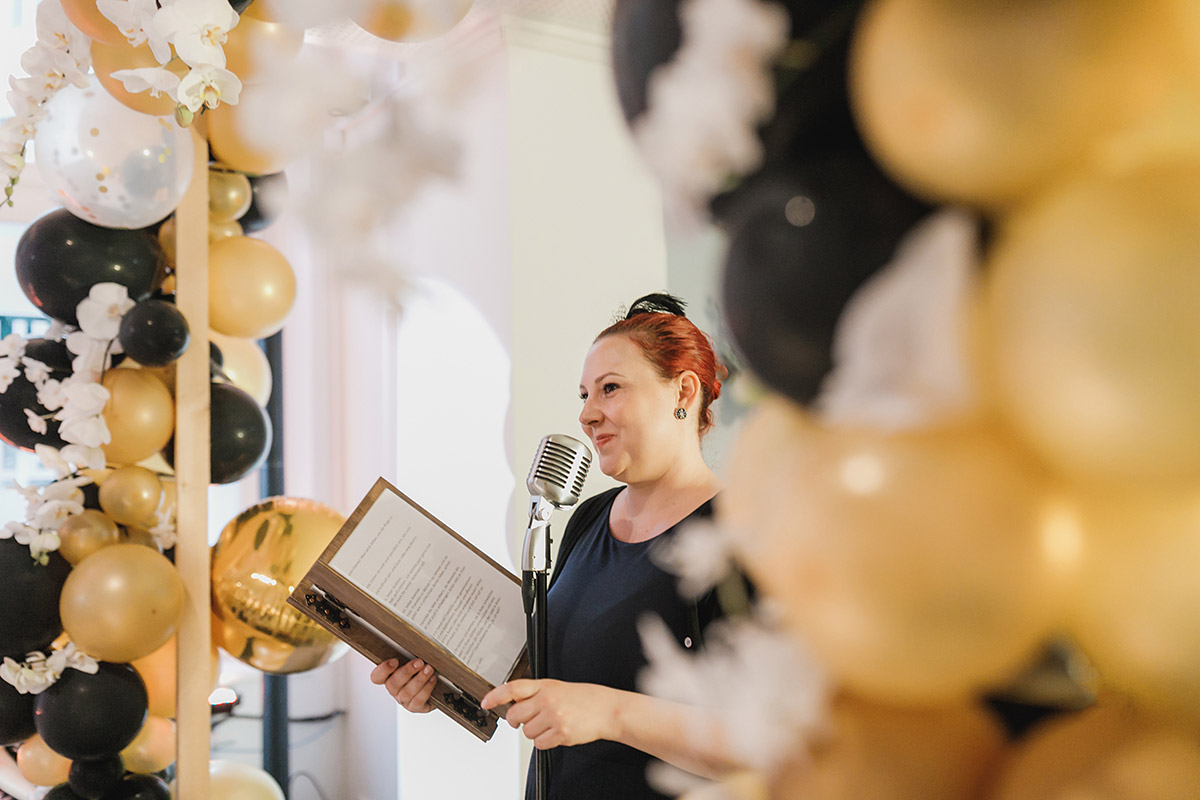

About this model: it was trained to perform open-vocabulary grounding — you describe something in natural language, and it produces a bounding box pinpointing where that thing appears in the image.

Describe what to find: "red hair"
[596,295,727,435]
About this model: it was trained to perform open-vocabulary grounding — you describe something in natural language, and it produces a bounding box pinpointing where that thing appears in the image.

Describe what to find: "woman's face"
[578,335,686,483]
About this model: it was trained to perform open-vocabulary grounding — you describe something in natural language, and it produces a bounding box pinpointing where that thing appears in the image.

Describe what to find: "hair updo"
[596,293,728,435]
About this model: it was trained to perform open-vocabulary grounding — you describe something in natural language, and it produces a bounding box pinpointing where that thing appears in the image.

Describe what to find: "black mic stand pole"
[522,496,554,800]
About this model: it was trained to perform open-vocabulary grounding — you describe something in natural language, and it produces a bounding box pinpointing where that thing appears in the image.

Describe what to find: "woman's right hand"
[370,657,438,713]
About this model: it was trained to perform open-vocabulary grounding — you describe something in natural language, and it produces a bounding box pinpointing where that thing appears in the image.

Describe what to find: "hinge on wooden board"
[305,589,351,629]
[442,688,490,729]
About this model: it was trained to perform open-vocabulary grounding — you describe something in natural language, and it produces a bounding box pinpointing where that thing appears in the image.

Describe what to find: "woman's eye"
[602,383,618,395]
[578,393,588,402]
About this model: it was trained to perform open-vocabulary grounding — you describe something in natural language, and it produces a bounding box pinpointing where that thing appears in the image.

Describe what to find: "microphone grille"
[527,434,592,507]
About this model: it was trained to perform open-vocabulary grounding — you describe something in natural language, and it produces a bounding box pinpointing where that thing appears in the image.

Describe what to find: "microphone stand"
[522,496,554,800]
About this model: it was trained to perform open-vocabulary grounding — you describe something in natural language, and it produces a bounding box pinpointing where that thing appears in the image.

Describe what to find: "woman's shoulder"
[567,486,623,530]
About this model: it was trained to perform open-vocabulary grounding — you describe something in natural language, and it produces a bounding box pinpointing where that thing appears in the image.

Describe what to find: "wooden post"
[173,122,212,799]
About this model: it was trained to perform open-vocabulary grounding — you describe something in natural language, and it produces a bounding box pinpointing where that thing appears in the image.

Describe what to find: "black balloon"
[228,0,253,12]
[103,775,171,800]
[15,209,162,326]
[0,370,67,452]
[0,679,35,746]
[45,785,86,800]
[238,171,288,233]
[23,338,74,374]
[719,153,931,404]
[118,299,190,367]
[34,662,148,760]
[611,0,684,124]
[162,382,271,484]
[69,755,126,800]
[0,538,71,659]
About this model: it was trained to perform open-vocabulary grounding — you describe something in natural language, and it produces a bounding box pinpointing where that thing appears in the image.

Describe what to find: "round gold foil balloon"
[121,716,176,774]
[207,86,302,175]
[722,399,1056,705]
[61,0,125,44]
[351,0,473,43]
[211,331,272,406]
[58,509,122,565]
[770,696,1005,800]
[1069,487,1200,723]
[986,163,1200,485]
[16,733,72,787]
[91,40,189,117]
[98,466,163,527]
[990,704,1200,800]
[61,544,186,663]
[223,15,304,84]
[849,0,1170,207]
[211,497,350,674]
[210,760,285,800]
[208,169,253,223]
[101,369,175,466]
[208,236,296,339]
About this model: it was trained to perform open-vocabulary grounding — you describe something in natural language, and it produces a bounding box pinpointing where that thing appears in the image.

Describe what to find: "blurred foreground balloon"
[17,732,72,787]
[238,171,288,233]
[223,14,304,84]
[350,0,473,42]
[989,704,1200,800]
[60,545,185,663]
[208,236,296,339]
[15,210,161,326]
[211,497,349,674]
[34,83,195,229]
[209,760,284,800]
[770,696,1004,799]
[0,538,71,659]
[721,398,1056,704]
[34,662,147,760]
[985,162,1200,485]
[207,86,303,175]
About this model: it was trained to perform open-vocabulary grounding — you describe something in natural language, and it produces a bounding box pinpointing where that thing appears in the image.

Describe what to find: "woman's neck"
[611,448,721,543]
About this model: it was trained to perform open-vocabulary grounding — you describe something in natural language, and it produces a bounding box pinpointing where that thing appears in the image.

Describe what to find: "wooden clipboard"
[287,478,528,741]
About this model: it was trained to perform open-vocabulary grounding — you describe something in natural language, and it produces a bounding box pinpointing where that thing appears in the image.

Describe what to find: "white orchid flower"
[98,0,160,48]
[58,414,111,449]
[0,521,36,542]
[58,379,110,419]
[177,64,241,111]
[0,333,26,359]
[20,43,89,93]
[0,357,20,393]
[36,0,91,56]
[110,66,183,101]
[153,0,239,69]
[76,282,134,341]
[24,408,48,435]
[35,445,73,479]
[28,532,62,563]
[36,378,67,412]
[64,332,108,380]
[46,642,98,676]
[0,656,54,695]
[33,498,83,529]
[60,444,106,470]
[22,357,50,385]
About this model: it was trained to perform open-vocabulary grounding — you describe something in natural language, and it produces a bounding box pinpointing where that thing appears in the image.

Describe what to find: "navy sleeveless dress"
[524,487,721,800]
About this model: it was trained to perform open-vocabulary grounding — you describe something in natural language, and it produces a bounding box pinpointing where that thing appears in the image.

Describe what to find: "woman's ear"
[677,371,701,411]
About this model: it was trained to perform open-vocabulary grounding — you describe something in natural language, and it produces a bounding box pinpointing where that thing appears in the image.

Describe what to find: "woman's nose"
[579,398,600,427]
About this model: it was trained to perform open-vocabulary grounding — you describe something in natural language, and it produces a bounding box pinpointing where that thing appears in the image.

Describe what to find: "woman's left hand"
[481,679,619,750]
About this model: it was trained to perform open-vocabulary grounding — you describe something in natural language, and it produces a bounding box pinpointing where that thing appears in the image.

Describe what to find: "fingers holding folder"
[372,657,437,714]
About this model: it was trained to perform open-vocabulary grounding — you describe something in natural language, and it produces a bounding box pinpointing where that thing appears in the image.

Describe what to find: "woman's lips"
[594,434,615,448]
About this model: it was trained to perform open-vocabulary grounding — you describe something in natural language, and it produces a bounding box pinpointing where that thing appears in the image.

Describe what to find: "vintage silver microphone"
[522,434,590,800]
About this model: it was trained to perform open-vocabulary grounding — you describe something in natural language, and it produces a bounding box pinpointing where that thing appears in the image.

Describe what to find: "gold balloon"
[61,0,125,44]
[61,544,185,663]
[207,86,302,175]
[849,0,1171,207]
[990,704,1200,800]
[98,465,163,527]
[102,368,175,466]
[208,169,254,223]
[351,0,473,43]
[121,525,160,550]
[132,635,219,718]
[985,163,1200,485]
[721,399,1056,705]
[1068,487,1200,723]
[210,331,272,406]
[121,716,176,774]
[58,508,122,565]
[243,0,281,22]
[91,40,189,117]
[210,760,285,800]
[158,217,177,266]
[211,497,350,674]
[223,15,304,84]
[17,733,72,787]
[208,236,296,339]
[210,219,244,240]
[770,695,1004,800]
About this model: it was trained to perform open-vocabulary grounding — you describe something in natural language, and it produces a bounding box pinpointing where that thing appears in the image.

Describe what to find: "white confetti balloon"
[33,82,194,229]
